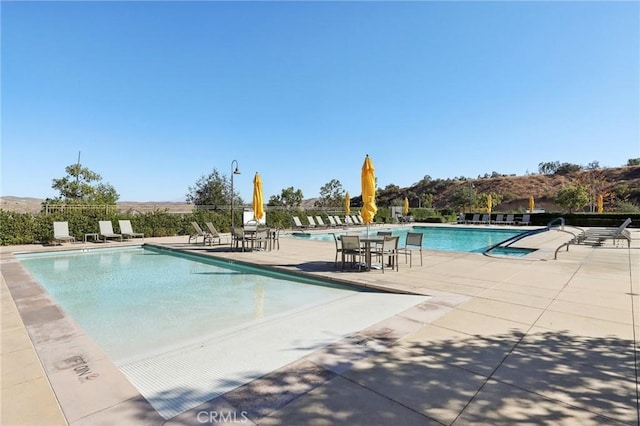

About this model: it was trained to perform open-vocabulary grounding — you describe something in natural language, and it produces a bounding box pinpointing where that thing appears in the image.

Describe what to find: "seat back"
[307,216,317,226]
[377,231,392,236]
[99,220,115,235]
[616,218,632,234]
[191,222,204,234]
[293,216,304,227]
[315,216,326,226]
[205,222,220,237]
[54,221,70,237]
[340,235,361,252]
[405,232,423,248]
[382,235,399,252]
[495,214,503,222]
[119,220,133,234]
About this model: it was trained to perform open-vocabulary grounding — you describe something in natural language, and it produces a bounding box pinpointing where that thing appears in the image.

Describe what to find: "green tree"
[316,179,345,207]
[186,168,242,207]
[50,163,119,203]
[555,184,590,213]
[450,184,477,212]
[268,187,303,208]
[627,158,640,166]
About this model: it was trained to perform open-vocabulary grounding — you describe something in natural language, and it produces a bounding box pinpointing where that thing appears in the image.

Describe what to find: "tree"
[316,179,345,207]
[450,184,477,212]
[268,187,303,208]
[555,184,590,213]
[627,158,640,166]
[186,168,241,207]
[50,163,119,203]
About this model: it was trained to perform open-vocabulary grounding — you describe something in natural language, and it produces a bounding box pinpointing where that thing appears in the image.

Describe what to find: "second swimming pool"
[290,225,527,253]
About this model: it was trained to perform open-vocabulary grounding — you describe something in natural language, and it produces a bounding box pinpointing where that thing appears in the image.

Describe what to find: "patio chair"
[230,226,246,251]
[118,220,144,240]
[371,235,399,273]
[189,222,212,245]
[204,222,226,245]
[53,221,75,244]
[397,232,423,267]
[516,214,531,226]
[340,235,364,271]
[99,220,123,243]
[467,214,481,224]
[456,214,466,224]
[252,228,271,251]
[331,233,343,268]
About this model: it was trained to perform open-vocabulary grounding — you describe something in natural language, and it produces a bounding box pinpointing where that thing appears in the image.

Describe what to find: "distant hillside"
[2,166,639,214]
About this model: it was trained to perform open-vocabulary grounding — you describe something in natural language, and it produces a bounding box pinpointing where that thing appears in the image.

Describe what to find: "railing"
[42,204,117,215]
[483,216,567,257]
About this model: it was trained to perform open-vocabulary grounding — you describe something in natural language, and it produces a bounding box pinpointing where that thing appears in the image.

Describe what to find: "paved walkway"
[2,224,639,425]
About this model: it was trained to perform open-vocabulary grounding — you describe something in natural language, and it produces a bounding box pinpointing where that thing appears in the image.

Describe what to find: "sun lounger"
[333,216,347,227]
[315,216,330,228]
[491,214,504,225]
[504,214,515,225]
[189,222,212,245]
[99,220,123,243]
[205,222,226,245]
[118,220,144,240]
[293,216,312,231]
[515,214,531,226]
[53,221,75,244]
[467,214,480,224]
[554,218,632,259]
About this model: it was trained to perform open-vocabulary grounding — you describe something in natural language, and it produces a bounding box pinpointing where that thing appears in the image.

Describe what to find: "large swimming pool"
[16,246,429,419]
[290,225,526,253]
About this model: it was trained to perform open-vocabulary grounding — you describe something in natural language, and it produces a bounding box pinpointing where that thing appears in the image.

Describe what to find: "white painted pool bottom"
[117,291,429,419]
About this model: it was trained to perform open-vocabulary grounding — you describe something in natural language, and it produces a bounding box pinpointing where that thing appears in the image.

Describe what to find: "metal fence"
[42,204,118,215]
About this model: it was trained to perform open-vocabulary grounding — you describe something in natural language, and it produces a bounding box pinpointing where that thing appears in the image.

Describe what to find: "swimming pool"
[16,246,429,419]
[290,226,527,253]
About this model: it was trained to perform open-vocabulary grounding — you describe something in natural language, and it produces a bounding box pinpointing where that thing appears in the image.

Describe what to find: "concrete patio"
[2,223,638,425]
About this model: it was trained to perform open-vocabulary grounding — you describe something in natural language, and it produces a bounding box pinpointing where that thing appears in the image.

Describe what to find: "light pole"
[230,160,241,228]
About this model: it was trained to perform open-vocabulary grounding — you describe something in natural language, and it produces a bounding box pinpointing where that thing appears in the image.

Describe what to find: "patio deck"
[2,223,639,425]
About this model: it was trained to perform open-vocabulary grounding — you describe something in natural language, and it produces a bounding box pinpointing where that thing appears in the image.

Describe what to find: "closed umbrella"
[403,197,409,216]
[252,172,264,221]
[529,195,535,213]
[361,154,378,233]
[345,192,351,215]
[487,194,492,214]
[597,194,603,213]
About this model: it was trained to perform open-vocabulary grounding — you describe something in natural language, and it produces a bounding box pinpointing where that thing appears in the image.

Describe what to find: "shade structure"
[344,192,351,215]
[252,172,264,220]
[403,197,409,215]
[529,195,535,213]
[597,194,603,213]
[361,155,377,224]
[487,194,492,214]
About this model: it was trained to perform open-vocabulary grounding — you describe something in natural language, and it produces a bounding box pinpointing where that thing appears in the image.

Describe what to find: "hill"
[2,166,639,214]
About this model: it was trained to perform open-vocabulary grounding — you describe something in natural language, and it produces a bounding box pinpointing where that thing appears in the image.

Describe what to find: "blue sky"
[2,1,638,203]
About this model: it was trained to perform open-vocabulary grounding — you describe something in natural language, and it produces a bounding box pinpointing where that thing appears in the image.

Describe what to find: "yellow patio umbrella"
[597,194,604,213]
[361,154,378,227]
[344,192,351,215]
[252,172,264,220]
[486,194,492,214]
[529,195,535,213]
[403,196,409,216]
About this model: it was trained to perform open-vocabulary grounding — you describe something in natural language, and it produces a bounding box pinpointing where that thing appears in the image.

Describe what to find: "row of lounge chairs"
[293,215,369,231]
[53,220,144,244]
[457,213,531,226]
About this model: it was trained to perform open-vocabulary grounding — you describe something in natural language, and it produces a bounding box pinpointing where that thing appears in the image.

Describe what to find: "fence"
[42,204,118,215]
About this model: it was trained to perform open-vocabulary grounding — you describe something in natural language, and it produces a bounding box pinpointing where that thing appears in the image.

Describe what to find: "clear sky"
[2,1,639,203]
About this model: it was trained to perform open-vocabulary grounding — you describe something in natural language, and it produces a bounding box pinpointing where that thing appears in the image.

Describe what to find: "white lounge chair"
[555,218,632,258]
[53,221,75,244]
[189,222,212,245]
[334,216,347,227]
[293,216,311,231]
[205,222,226,245]
[315,216,329,228]
[307,216,319,228]
[99,220,123,243]
[119,220,144,240]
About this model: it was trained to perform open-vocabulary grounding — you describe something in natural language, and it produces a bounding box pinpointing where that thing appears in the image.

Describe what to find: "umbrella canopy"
[597,194,603,213]
[361,155,378,224]
[252,172,264,220]
[345,192,351,215]
[529,195,535,213]
[487,194,492,214]
[403,197,409,215]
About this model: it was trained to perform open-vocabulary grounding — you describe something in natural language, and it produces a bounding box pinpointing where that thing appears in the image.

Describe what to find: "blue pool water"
[290,226,526,253]
[16,246,370,362]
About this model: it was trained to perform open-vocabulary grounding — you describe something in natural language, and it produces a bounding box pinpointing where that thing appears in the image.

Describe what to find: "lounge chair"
[315,216,329,228]
[504,214,515,225]
[334,216,347,227]
[118,220,144,240]
[480,214,491,224]
[99,220,123,243]
[307,216,320,228]
[344,215,355,226]
[491,214,505,225]
[397,232,423,267]
[516,214,531,226]
[467,214,480,224]
[204,222,226,245]
[456,214,466,224]
[327,215,339,227]
[189,222,212,245]
[293,216,311,231]
[555,218,632,259]
[53,221,75,244]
